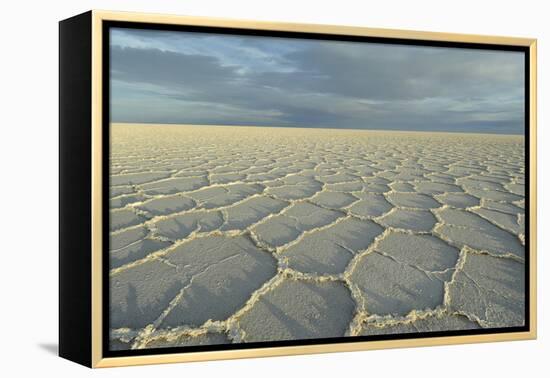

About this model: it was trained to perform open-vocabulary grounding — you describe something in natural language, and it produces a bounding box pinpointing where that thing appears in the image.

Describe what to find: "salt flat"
[108,123,526,350]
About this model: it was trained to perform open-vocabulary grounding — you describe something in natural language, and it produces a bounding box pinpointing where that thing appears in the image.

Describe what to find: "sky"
[110,27,525,134]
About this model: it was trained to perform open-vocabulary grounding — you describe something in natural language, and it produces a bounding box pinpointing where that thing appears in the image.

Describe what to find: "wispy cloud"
[110,28,525,134]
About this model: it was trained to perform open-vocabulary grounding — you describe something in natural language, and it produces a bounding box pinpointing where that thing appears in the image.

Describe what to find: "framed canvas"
[59,10,537,368]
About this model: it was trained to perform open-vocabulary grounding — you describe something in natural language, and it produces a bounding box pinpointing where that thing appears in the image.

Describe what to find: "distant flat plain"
[108,123,525,351]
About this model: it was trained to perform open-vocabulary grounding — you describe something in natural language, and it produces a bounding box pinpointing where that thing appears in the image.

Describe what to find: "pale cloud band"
[110,27,525,134]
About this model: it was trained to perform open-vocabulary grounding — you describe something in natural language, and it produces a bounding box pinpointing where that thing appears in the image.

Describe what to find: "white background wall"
[0,0,547,376]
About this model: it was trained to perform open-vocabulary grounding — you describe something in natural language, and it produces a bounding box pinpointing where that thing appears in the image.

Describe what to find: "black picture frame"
[59,10,537,368]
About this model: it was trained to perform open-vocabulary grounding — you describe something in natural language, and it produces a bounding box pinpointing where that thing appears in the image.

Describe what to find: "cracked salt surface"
[108,124,526,350]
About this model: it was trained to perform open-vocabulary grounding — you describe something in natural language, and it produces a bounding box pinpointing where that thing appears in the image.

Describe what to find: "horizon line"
[110,122,525,136]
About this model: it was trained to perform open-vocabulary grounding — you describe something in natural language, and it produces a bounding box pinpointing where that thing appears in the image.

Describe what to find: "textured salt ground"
[108,124,525,350]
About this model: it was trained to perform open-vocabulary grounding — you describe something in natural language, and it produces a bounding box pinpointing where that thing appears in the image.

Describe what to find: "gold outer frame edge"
[90,9,537,368]
[91,11,103,368]
[528,40,537,338]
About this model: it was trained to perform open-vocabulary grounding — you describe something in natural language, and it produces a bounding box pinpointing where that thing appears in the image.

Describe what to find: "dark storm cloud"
[258,42,523,100]
[111,46,240,87]
[110,28,525,134]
